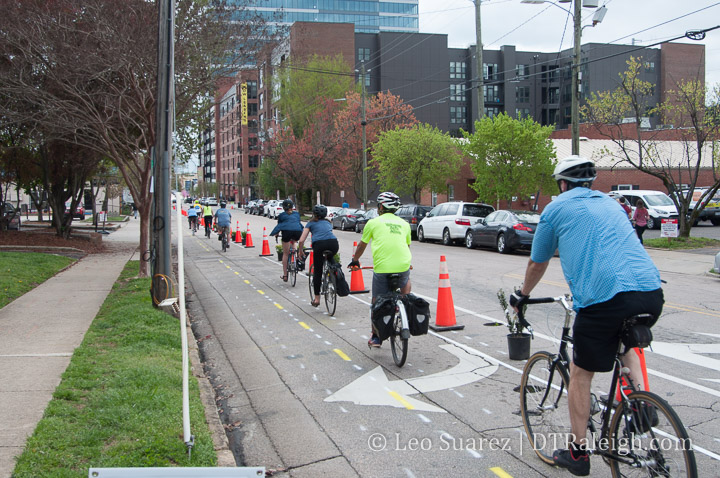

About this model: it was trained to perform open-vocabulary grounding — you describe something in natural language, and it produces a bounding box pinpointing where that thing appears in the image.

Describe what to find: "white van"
[619,190,678,229]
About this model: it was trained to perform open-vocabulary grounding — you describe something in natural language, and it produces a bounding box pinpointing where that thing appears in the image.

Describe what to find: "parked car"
[244,199,257,214]
[465,209,540,254]
[206,197,218,206]
[326,206,343,221]
[268,201,284,219]
[331,208,365,230]
[251,199,267,215]
[264,200,279,217]
[417,201,494,245]
[354,208,378,233]
[64,202,85,220]
[618,190,678,229]
[2,203,21,230]
[184,197,194,204]
[680,188,720,226]
[395,204,433,239]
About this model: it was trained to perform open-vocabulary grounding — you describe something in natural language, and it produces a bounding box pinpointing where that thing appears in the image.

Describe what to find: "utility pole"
[571,0,581,155]
[152,0,174,284]
[360,61,368,209]
[474,0,484,121]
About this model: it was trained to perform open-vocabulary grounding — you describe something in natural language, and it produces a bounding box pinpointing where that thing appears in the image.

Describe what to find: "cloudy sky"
[418,0,720,87]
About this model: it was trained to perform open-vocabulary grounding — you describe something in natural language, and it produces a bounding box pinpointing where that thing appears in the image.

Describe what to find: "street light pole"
[474,0,484,120]
[360,62,368,209]
[572,0,581,155]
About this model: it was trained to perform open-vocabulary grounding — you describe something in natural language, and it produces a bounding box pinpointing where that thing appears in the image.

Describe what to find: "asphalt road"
[183,209,720,477]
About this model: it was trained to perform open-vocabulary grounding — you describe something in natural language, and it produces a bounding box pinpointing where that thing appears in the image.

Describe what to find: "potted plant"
[240,230,247,245]
[275,244,283,261]
[497,289,532,360]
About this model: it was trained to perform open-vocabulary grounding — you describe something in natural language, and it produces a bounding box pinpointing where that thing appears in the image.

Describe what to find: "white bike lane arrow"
[325,344,498,413]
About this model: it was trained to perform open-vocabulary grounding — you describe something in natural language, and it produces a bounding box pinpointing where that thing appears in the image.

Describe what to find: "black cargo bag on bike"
[331,263,350,297]
[402,293,431,336]
[371,294,396,341]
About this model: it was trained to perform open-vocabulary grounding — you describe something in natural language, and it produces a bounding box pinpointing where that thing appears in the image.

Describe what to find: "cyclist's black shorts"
[573,288,663,372]
[281,230,302,243]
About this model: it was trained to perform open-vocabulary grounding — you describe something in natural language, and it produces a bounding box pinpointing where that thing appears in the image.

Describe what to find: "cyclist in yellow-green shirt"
[349,192,411,347]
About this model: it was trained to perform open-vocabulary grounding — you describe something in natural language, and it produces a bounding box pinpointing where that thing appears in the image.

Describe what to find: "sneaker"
[368,336,382,348]
[628,403,659,434]
[552,448,590,476]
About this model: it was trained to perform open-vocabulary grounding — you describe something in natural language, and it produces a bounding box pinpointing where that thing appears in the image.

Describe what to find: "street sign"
[660,218,678,238]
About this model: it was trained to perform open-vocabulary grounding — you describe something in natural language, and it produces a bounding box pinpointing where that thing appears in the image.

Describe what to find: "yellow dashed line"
[244,280,250,284]
[490,467,513,478]
[274,303,284,310]
[226,265,231,269]
[333,349,350,361]
[299,322,310,330]
[234,271,239,275]
[219,260,224,264]
[257,290,265,295]
[388,391,414,410]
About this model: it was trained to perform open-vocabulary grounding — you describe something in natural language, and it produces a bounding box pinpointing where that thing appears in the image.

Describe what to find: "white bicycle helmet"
[377,191,401,211]
[552,155,597,185]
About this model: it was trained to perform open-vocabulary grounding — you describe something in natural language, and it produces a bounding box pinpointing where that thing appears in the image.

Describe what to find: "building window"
[358,47,370,62]
[450,106,466,124]
[484,107,500,118]
[516,64,529,79]
[248,137,258,151]
[248,155,259,168]
[483,63,498,80]
[484,85,500,103]
[447,184,455,201]
[450,84,465,102]
[644,61,655,72]
[247,81,258,99]
[515,108,530,118]
[515,86,529,103]
[450,61,466,79]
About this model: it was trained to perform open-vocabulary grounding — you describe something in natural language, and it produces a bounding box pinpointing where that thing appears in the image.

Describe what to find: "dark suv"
[395,204,433,239]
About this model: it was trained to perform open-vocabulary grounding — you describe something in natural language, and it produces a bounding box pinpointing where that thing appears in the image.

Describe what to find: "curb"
[186,312,236,466]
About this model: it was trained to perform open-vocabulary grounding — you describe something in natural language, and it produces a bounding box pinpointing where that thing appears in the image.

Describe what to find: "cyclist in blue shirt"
[298,205,339,307]
[187,202,198,230]
[270,199,304,282]
[511,156,663,477]
[214,202,232,247]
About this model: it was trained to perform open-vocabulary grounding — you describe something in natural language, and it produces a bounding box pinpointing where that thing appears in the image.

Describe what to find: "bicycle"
[518,295,697,477]
[190,216,198,235]
[218,226,229,252]
[307,250,337,316]
[204,217,213,238]
[276,236,300,287]
[367,272,411,367]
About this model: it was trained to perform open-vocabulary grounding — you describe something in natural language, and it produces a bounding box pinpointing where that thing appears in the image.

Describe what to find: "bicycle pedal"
[401,329,411,340]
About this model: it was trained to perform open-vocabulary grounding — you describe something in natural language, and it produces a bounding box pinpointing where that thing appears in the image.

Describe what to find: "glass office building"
[247,0,419,33]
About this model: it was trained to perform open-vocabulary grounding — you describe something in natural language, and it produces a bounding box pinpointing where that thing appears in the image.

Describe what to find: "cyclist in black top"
[270,199,304,282]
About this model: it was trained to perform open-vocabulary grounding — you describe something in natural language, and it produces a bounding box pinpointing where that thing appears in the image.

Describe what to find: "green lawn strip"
[0,252,75,308]
[12,261,216,477]
[645,237,720,250]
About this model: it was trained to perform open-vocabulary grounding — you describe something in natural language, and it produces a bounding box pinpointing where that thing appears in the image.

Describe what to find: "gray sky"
[419,0,720,88]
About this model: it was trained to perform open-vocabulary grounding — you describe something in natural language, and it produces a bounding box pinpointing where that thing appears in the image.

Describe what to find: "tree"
[274,54,358,138]
[0,0,270,275]
[582,57,720,237]
[371,124,463,203]
[462,112,556,208]
[334,91,417,200]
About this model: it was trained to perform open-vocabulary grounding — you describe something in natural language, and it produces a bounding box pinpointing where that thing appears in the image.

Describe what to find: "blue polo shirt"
[531,187,661,310]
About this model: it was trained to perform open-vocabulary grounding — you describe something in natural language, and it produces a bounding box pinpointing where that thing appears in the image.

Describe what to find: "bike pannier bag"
[371,294,396,341]
[403,293,431,336]
[332,264,350,297]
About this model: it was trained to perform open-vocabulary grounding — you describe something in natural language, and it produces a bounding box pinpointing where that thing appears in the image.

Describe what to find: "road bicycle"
[277,237,300,287]
[190,216,198,235]
[518,295,697,477]
[219,226,229,252]
[204,216,213,238]
[368,272,411,367]
[307,250,337,316]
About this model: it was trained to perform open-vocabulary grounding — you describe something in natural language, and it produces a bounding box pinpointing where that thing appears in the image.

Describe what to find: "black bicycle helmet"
[552,155,596,189]
[220,201,227,208]
[282,199,294,210]
[313,204,328,219]
[377,191,401,211]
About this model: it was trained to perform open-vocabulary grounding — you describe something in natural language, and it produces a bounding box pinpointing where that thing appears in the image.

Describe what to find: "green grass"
[0,252,75,308]
[645,236,720,250]
[12,261,216,477]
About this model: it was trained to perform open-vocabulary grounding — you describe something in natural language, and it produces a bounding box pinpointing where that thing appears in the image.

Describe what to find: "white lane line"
[482,408,492,415]
[353,364,363,370]
[403,469,417,478]
[467,449,482,458]
[339,406,348,413]
[325,389,332,395]
[417,414,431,423]
[451,389,464,398]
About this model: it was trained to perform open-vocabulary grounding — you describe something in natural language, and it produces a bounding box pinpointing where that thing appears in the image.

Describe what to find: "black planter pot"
[507,333,532,360]
[277,250,283,261]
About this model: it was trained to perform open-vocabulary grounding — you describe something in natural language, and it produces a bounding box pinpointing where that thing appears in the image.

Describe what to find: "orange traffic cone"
[349,242,369,294]
[307,249,314,273]
[430,255,464,331]
[616,348,650,401]
[182,209,187,216]
[235,221,241,243]
[259,227,272,256]
[244,223,255,248]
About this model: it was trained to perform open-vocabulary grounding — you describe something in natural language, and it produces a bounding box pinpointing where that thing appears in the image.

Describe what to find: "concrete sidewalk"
[0,219,140,478]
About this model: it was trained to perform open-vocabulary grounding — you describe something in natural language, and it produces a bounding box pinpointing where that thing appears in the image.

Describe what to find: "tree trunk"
[137,200,151,277]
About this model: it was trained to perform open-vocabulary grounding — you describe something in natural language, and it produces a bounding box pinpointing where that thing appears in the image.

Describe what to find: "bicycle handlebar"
[516,295,572,330]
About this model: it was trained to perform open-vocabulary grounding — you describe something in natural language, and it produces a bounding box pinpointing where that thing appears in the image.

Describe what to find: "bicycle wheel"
[324,270,337,316]
[519,351,571,465]
[608,390,697,477]
[308,264,314,301]
[288,252,297,287]
[222,234,227,252]
[389,300,408,367]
